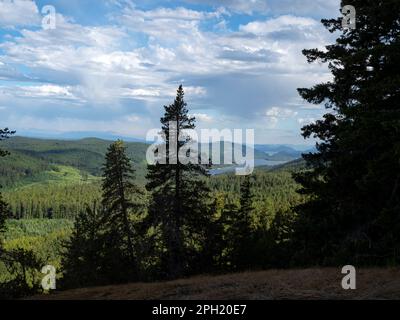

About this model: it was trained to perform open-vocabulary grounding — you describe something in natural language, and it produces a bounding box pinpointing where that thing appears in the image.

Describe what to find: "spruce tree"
[62,141,142,286]
[0,129,14,238]
[0,129,43,298]
[146,85,212,279]
[231,176,255,270]
[101,140,141,278]
[61,204,107,288]
[293,0,400,265]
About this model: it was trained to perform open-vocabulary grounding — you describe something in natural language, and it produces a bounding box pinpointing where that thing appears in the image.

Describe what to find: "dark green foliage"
[146,85,213,279]
[230,176,256,270]
[0,129,14,244]
[0,136,149,188]
[0,192,9,236]
[4,182,101,219]
[0,248,43,299]
[293,0,400,266]
[0,136,149,220]
[62,141,143,288]
[0,129,45,299]
[0,129,15,236]
[101,140,142,278]
[61,205,107,288]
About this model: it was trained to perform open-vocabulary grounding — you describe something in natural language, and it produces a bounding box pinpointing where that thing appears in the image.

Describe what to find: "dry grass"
[30,268,400,300]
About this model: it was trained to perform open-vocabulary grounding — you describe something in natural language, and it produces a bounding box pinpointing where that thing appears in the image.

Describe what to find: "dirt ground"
[30,268,400,300]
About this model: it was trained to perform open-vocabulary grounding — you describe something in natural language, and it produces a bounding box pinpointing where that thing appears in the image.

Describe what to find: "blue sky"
[0,0,340,144]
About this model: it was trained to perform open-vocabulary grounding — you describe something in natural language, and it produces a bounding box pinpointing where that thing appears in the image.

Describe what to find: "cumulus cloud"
[0,61,31,80]
[182,0,340,17]
[181,0,268,15]
[239,15,318,36]
[0,0,40,27]
[0,0,335,143]
[297,117,316,125]
[18,85,75,98]
[265,106,299,127]
[191,113,213,123]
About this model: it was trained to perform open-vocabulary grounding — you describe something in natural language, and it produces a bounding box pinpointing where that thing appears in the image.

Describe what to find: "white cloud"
[1,84,78,100]
[266,107,298,118]
[265,106,299,128]
[0,60,30,80]
[183,0,340,16]
[298,117,316,125]
[5,114,154,138]
[185,86,207,97]
[191,113,213,123]
[240,15,318,36]
[0,2,335,143]
[123,88,161,98]
[182,0,268,15]
[0,0,40,27]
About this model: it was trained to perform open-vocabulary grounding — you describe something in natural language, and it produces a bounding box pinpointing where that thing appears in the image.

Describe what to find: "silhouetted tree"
[0,248,43,299]
[61,204,107,288]
[146,85,212,279]
[0,128,15,236]
[0,128,44,299]
[293,0,400,265]
[101,140,141,277]
[230,176,255,270]
[62,141,143,287]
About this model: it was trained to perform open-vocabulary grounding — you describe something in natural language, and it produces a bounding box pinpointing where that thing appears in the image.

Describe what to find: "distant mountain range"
[253,144,315,162]
[15,131,149,143]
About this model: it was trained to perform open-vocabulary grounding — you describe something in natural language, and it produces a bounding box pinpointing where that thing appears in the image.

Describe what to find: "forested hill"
[0,136,150,188]
[0,136,304,189]
[0,136,305,220]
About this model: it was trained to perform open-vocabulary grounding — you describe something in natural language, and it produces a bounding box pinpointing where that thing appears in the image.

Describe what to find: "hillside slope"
[0,137,149,187]
[32,268,400,300]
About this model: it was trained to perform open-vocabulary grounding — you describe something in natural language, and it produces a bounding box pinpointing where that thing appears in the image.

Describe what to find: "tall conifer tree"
[146,85,211,279]
[293,0,400,265]
[0,129,14,238]
[102,140,141,276]
[231,176,254,270]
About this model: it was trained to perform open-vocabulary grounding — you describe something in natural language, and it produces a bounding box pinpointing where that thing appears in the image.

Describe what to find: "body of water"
[209,159,289,175]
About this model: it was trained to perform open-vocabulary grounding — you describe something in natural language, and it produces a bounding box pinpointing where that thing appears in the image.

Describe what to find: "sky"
[0,0,341,144]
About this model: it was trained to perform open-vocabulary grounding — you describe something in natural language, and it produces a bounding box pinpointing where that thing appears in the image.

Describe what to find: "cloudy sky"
[0,0,341,144]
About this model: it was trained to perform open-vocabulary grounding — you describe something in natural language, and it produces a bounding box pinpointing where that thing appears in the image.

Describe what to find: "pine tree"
[0,128,43,298]
[293,0,400,265]
[0,192,8,237]
[101,140,141,278]
[62,141,142,287]
[231,176,255,270]
[61,204,107,288]
[0,129,14,239]
[146,85,212,279]
[240,176,254,227]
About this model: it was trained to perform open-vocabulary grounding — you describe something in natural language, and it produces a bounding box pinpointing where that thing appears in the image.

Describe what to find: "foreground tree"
[293,0,400,265]
[229,176,256,270]
[0,128,43,299]
[146,85,212,279]
[0,129,15,233]
[101,140,141,277]
[61,204,106,288]
[62,140,142,287]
